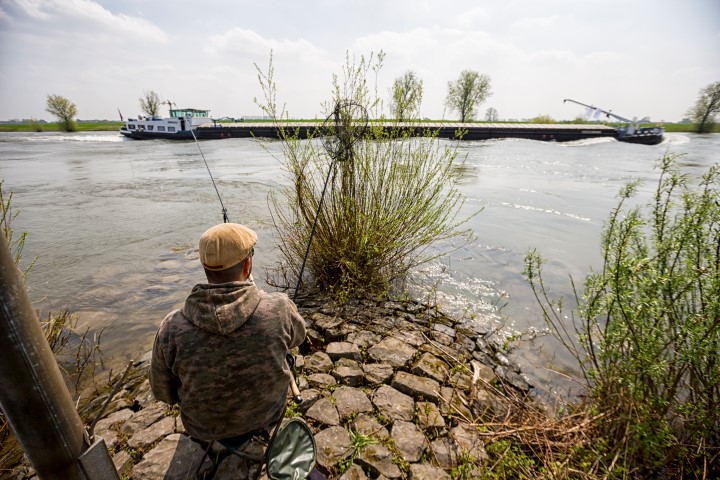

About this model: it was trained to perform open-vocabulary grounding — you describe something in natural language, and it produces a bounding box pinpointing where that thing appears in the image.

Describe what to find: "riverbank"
[12,294,537,479]
[1,121,715,133]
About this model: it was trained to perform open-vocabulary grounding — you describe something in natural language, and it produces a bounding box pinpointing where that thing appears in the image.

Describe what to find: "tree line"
[43,76,720,132]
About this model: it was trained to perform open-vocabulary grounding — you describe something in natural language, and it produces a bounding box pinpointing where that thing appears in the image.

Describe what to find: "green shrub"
[525,154,720,476]
[256,52,475,299]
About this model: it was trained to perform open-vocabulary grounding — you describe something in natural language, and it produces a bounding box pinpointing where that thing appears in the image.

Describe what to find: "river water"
[1,131,717,398]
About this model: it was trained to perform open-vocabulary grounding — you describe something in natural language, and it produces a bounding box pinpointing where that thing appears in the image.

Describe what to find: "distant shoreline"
[0,121,714,134]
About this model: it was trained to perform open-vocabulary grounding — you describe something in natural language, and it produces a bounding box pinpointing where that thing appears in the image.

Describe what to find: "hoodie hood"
[182,281,261,336]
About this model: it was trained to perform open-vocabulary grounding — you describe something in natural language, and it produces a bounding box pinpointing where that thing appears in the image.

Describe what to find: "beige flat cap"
[199,223,257,271]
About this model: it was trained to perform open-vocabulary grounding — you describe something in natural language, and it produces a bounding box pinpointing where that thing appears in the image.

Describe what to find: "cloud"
[6,0,167,42]
[454,7,490,28]
[207,27,326,63]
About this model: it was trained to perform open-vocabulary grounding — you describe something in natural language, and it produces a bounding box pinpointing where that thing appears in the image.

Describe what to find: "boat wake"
[0,133,124,143]
[662,133,690,145]
[559,136,616,147]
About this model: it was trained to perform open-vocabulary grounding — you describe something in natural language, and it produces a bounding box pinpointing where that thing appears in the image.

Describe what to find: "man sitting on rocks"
[149,223,306,442]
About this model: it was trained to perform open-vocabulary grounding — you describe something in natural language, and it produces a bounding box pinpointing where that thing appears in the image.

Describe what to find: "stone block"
[390,420,427,462]
[391,371,440,402]
[333,386,374,419]
[327,342,363,362]
[363,363,394,385]
[372,386,415,422]
[367,337,416,368]
[315,426,353,469]
[356,444,402,478]
[416,401,445,429]
[305,351,333,373]
[305,398,340,426]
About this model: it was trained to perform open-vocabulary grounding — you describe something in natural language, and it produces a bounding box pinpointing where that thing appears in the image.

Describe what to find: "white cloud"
[7,0,167,42]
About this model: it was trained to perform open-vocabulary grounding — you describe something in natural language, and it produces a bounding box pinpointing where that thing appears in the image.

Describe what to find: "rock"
[332,363,365,387]
[430,330,454,346]
[305,351,333,373]
[448,370,472,390]
[390,330,425,348]
[306,373,336,390]
[352,413,390,441]
[326,342,362,362]
[135,350,153,367]
[495,366,533,392]
[356,444,402,478]
[133,379,156,407]
[128,415,176,449]
[346,330,381,349]
[333,386,374,419]
[409,463,451,480]
[314,426,353,469]
[432,323,456,338]
[411,352,449,383]
[131,433,212,480]
[339,464,369,479]
[311,312,343,330]
[372,386,415,422]
[305,398,340,426]
[363,363,394,385]
[367,337,416,368]
[415,401,445,429]
[455,333,476,354]
[296,388,323,414]
[305,328,324,349]
[121,403,166,434]
[111,449,133,477]
[438,387,472,421]
[93,408,135,433]
[429,437,460,469]
[449,424,488,463]
[390,420,427,462]
[392,371,440,402]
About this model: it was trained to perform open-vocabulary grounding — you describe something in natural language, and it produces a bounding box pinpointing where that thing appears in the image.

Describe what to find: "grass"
[0,121,123,132]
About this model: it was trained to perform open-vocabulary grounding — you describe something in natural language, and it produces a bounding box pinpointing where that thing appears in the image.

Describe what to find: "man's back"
[150,280,306,440]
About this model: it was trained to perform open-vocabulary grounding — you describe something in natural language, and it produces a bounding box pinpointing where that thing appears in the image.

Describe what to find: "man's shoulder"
[255,290,299,317]
[158,308,190,336]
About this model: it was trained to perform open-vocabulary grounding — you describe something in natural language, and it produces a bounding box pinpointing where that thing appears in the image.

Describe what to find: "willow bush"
[525,154,720,477]
[256,52,474,298]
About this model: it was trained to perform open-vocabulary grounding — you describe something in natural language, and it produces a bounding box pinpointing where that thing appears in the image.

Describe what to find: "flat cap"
[199,223,257,271]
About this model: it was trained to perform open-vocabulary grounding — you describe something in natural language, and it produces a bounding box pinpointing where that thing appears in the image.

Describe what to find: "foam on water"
[0,132,124,143]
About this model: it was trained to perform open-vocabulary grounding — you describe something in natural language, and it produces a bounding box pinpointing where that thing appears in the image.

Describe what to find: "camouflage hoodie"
[150,280,306,440]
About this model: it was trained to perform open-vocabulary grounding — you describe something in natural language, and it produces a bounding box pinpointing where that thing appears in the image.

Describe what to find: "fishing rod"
[291,100,368,300]
[190,127,229,223]
[190,122,304,403]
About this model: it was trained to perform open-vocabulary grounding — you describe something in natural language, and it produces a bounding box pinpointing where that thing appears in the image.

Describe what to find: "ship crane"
[563,98,637,126]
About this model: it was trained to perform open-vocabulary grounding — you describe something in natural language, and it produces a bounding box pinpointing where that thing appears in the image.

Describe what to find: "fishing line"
[292,101,368,299]
[190,127,229,223]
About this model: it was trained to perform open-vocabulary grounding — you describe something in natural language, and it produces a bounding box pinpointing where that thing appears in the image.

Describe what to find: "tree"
[256,52,474,299]
[445,70,491,122]
[389,71,423,121]
[45,94,77,132]
[140,90,162,117]
[485,107,498,122]
[687,81,720,133]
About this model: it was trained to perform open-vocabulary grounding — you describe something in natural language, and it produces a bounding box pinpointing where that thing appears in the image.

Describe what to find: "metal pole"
[0,238,88,479]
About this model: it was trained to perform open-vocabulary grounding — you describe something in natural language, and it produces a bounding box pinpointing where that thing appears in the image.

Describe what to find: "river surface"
[1,131,718,399]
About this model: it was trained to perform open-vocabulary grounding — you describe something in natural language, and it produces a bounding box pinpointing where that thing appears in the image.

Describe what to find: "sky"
[0,0,718,123]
